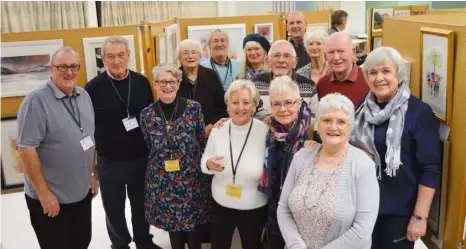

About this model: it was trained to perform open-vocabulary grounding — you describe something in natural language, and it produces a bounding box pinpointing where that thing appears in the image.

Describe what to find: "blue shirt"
[201,59,240,91]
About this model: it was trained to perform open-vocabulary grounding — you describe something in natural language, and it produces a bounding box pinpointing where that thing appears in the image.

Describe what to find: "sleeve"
[322,158,380,249]
[194,102,207,154]
[276,152,308,249]
[17,93,47,148]
[316,77,324,100]
[200,127,216,175]
[209,71,229,124]
[139,108,151,149]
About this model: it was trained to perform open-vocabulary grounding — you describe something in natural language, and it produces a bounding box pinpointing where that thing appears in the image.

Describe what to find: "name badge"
[80,136,94,151]
[226,185,242,199]
[164,160,180,172]
[122,117,139,131]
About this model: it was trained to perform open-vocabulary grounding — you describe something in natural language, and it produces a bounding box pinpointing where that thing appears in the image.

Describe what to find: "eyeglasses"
[52,64,80,72]
[270,53,294,60]
[271,100,298,110]
[155,80,178,87]
[320,117,349,129]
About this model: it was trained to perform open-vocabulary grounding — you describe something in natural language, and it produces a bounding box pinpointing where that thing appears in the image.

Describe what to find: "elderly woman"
[237,33,270,80]
[297,29,330,83]
[140,64,209,249]
[351,47,442,249]
[176,39,228,137]
[201,80,269,249]
[277,93,380,249]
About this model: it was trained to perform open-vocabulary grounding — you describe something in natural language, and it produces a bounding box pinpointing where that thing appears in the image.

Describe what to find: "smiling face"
[102,42,130,78]
[306,37,325,59]
[269,43,297,76]
[325,33,355,76]
[227,88,254,126]
[179,46,201,69]
[154,71,180,103]
[209,31,229,59]
[270,89,300,127]
[287,12,306,39]
[366,60,400,103]
[317,107,351,148]
[245,42,266,65]
[50,50,80,94]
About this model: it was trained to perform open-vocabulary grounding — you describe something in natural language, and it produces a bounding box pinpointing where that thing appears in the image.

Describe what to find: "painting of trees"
[427,48,442,73]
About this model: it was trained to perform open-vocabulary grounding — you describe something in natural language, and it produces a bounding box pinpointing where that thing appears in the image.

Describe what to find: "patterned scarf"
[351,82,411,179]
[245,64,265,80]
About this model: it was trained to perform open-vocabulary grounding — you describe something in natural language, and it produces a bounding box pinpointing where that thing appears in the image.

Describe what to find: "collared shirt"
[201,59,240,91]
[107,69,129,80]
[17,79,95,204]
[329,63,359,82]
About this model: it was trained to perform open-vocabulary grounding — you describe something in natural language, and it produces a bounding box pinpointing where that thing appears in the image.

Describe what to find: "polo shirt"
[17,79,95,204]
[200,58,240,91]
[316,63,370,108]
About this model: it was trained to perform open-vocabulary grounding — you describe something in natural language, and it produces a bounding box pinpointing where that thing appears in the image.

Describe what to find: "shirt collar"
[47,78,80,99]
[330,63,359,82]
[106,69,129,80]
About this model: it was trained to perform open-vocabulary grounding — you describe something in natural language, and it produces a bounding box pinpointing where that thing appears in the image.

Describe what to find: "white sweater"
[201,118,269,210]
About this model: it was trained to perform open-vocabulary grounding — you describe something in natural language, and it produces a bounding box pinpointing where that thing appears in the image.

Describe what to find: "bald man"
[316,32,369,108]
[286,11,311,69]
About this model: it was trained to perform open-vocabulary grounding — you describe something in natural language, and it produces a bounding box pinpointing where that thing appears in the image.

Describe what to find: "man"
[200,29,240,90]
[328,10,349,35]
[252,40,315,120]
[17,47,97,249]
[317,32,370,108]
[84,36,161,249]
[286,11,311,69]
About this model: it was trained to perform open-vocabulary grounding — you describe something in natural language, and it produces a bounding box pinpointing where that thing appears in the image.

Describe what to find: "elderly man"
[328,10,349,35]
[18,47,96,249]
[200,29,240,90]
[252,40,315,120]
[287,11,311,69]
[85,36,161,249]
[317,32,369,108]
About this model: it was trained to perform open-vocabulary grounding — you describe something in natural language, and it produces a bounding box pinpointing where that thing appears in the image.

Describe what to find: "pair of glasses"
[270,53,294,60]
[320,118,349,129]
[155,80,178,87]
[271,100,298,110]
[52,64,80,72]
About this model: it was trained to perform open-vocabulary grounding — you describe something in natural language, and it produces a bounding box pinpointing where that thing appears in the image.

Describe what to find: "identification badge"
[122,117,139,131]
[80,136,94,151]
[226,185,243,199]
[164,160,180,172]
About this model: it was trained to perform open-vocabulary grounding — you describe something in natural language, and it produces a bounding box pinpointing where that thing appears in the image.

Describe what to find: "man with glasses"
[252,40,315,120]
[17,47,96,249]
[85,36,161,249]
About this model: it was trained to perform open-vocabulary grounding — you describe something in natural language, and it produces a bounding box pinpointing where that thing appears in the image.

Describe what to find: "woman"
[238,33,270,80]
[201,80,269,249]
[277,93,380,249]
[351,47,442,249]
[140,64,209,249]
[176,39,229,137]
[296,29,330,84]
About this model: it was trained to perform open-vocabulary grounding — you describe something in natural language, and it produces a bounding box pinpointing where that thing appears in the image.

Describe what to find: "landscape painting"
[372,8,394,32]
[1,117,24,189]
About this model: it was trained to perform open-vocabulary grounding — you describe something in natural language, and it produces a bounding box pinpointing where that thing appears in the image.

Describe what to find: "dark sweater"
[84,70,154,160]
[290,38,311,70]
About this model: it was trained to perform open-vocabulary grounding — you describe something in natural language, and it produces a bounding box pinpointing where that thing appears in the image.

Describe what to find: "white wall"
[218,1,274,17]
[339,1,366,34]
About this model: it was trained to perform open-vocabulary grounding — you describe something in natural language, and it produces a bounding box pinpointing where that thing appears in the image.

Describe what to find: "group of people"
[17,10,441,249]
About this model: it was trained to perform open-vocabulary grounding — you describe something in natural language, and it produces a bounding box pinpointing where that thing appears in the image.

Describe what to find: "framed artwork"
[1,39,63,98]
[165,24,180,64]
[187,23,246,62]
[420,27,455,124]
[306,22,328,33]
[254,23,274,42]
[1,116,24,189]
[372,36,382,50]
[412,10,426,16]
[394,9,411,17]
[82,35,137,82]
[372,8,394,32]
[155,33,167,65]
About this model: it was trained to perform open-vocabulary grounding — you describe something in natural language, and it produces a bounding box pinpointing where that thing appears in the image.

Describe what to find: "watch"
[412,214,428,221]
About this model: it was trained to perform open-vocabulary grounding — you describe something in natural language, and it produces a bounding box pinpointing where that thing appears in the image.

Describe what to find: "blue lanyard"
[210,57,232,87]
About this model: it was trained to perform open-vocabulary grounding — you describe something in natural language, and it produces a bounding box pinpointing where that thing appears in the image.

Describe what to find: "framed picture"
[254,23,274,42]
[372,8,394,32]
[373,36,383,50]
[1,39,63,98]
[165,24,180,64]
[394,9,411,17]
[82,35,137,82]
[412,10,426,16]
[155,33,167,65]
[420,27,455,124]
[306,22,328,33]
[187,24,246,62]
[1,116,24,189]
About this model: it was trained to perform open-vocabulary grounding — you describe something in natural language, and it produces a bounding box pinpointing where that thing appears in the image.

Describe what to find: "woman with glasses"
[277,93,379,249]
[140,64,210,249]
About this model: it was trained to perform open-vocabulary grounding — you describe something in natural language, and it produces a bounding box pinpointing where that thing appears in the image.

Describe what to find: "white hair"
[363,46,408,84]
[303,29,329,49]
[269,76,300,100]
[316,93,355,126]
[102,36,130,55]
[175,39,203,62]
[51,46,80,64]
[224,79,260,107]
[152,63,182,82]
[268,40,297,57]
[207,29,229,48]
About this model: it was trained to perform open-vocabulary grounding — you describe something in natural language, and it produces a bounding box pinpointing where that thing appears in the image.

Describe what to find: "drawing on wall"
[188,24,246,63]
[0,39,63,97]
[82,35,137,82]
[372,8,394,32]
[306,22,328,33]
[1,117,24,189]
[394,9,411,17]
[165,24,180,64]
[254,23,274,42]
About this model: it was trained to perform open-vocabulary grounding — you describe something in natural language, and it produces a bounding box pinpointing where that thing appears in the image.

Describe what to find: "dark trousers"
[25,190,92,249]
[210,200,268,249]
[266,232,285,249]
[169,230,202,249]
[97,155,153,249]
[371,215,415,249]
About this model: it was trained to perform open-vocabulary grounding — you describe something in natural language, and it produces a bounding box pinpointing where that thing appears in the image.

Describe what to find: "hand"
[304,140,320,148]
[205,124,214,137]
[38,190,60,218]
[206,156,225,172]
[263,115,272,127]
[91,174,99,198]
[213,118,230,128]
[407,216,427,241]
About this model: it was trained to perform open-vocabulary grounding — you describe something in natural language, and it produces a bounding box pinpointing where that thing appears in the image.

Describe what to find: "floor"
[1,190,429,249]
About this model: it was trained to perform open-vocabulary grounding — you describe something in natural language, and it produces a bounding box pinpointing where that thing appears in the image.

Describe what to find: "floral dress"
[140,100,210,232]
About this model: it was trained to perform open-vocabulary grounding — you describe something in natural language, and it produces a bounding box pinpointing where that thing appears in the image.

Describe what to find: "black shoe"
[136,242,163,249]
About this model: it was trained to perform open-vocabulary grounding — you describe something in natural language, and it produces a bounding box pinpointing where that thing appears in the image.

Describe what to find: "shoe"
[136,242,163,249]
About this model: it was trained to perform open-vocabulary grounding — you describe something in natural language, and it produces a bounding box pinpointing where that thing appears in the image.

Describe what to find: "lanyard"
[210,57,232,87]
[61,97,83,136]
[229,119,254,184]
[108,73,132,117]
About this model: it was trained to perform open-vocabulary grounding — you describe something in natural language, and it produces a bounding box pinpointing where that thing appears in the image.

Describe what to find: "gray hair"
[268,40,297,57]
[269,76,300,100]
[207,29,229,48]
[316,93,355,126]
[102,36,130,55]
[363,46,408,83]
[175,39,203,61]
[152,63,183,82]
[224,79,260,107]
[303,29,328,49]
[51,46,80,64]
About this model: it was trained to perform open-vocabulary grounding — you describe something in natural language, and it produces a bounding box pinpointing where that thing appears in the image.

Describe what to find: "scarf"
[245,64,265,80]
[351,82,411,179]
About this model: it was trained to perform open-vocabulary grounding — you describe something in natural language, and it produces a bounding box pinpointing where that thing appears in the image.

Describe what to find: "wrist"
[412,214,428,221]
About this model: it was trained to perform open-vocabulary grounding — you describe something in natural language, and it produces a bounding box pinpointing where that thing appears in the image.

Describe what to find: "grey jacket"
[277,145,380,249]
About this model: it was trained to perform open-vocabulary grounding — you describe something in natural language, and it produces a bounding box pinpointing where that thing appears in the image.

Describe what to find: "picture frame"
[164,24,180,64]
[306,22,329,33]
[1,116,24,190]
[82,35,137,82]
[394,9,411,17]
[372,8,394,32]
[155,33,167,65]
[372,36,383,50]
[1,39,63,98]
[420,27,455,124]
[187,23,246,62]
[254,23,274,42]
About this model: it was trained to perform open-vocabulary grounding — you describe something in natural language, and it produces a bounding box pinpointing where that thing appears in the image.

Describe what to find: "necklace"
[157,99,178,130]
